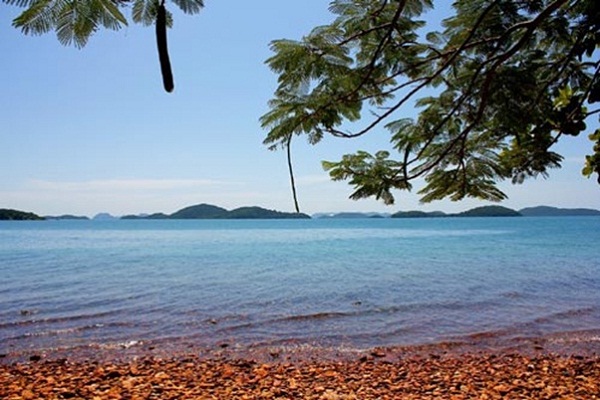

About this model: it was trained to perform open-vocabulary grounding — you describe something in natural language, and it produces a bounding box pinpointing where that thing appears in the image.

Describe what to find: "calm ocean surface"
[1,217,599,357]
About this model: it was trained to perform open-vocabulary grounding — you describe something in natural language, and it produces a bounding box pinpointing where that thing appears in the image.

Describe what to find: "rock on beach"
[1,352,599,399]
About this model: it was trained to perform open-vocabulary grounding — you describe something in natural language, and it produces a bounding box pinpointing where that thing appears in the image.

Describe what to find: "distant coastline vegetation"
[319,206,600,219]
[0,209,45,221]
[1,204,599,221]
[0,204,311,221]
[122,204,310,220]
[392,205,521,218]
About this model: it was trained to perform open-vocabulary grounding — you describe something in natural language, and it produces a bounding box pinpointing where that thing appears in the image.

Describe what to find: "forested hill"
[392,205,521,218]
[456,206,521,217]
[0,209,44,220]
[391,205,600,218]
[123,204,311,220]
[169,204,228,219]
[519,206,600,216]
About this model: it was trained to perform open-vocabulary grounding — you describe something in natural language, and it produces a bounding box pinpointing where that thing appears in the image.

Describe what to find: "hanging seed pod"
[156,1,174,92]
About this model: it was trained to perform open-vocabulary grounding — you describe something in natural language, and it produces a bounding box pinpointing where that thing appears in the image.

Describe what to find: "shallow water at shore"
[1,217,599,360]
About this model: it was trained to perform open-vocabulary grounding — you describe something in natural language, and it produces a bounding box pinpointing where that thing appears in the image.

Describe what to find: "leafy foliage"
[261,0,600,205]
[3,0,203,47]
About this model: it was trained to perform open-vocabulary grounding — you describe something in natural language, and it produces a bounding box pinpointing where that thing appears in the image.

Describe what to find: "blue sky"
[1,1,598,217]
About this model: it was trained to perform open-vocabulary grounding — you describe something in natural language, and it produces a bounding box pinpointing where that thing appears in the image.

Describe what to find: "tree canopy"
[2,0,205,91]
[261,0,600,206]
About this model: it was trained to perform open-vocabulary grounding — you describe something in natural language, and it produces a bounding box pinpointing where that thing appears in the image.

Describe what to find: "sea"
[1,217,599,360]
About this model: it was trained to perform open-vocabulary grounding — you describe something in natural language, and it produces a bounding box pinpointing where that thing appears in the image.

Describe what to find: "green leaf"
[98,0,128,27]
[171,0,204,15]
[12,0,54,35]
[12,0,128,47]
[132,0,157,26]
[1,0,37,6]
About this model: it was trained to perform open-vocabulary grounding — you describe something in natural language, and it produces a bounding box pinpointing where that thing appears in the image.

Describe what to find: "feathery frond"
[262,0,600,208]
[170,0,203,14]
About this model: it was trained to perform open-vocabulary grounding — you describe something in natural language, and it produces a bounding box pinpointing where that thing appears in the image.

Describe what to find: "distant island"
[392,205,521,218]
[45,215,90,220]
[315,205,600,219]
[389,210,446,218]
[313,212,392,219]
[0,209,45,220]
[392,205,600,218]
[519,206,600,217]
[121,204,311,220]
[2,204,599,221]
[93,213,119,221]
[0,204,309,221]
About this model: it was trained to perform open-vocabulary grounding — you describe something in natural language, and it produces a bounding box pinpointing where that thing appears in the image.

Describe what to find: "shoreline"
[3,326,600,365]
[2,346,599,399]
[3,331,599,398]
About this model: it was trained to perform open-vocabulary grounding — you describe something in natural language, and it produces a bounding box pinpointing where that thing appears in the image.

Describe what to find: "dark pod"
[156,2,174,92]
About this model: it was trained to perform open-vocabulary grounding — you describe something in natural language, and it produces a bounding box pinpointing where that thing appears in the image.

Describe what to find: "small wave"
[214,301,500,334]
[279,311,352,322]
[97,340,143,350]
[213,311,358,335]
[466,330,504,340]
[531,307,597,325]
[0,309,124,330]
[215,321,255,333]
[24,323,105,338]
[448,307,600,346]
[365,298,501,315]
[2,322,106,341]
[547,329,600,344]
[500,291,522,299]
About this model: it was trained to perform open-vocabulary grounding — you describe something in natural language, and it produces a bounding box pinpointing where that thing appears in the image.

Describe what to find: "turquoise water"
[1,217,599,356]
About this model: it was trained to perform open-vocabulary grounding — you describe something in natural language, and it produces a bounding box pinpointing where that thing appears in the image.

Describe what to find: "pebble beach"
[2,343,599,399]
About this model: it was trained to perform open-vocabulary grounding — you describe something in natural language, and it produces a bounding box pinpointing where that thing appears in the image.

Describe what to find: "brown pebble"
[371,350,386,358]
[105,370,121,379]
[1,351,599,400]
